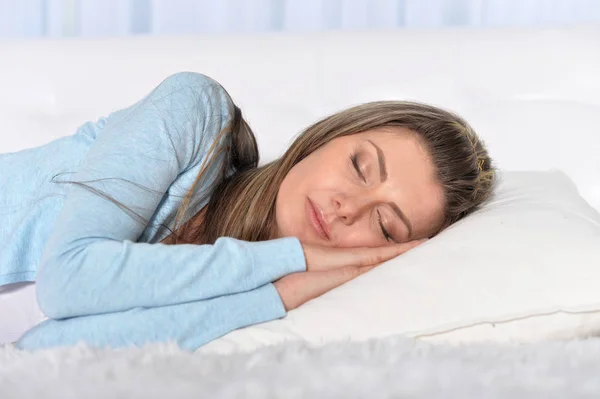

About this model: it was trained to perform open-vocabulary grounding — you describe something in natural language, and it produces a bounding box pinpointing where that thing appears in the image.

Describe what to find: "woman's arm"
[36,72,306,319]
[18,241,424,351]
[17,283,284,351]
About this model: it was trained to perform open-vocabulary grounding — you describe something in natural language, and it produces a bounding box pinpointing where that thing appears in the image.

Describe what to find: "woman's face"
[274,127,445,247]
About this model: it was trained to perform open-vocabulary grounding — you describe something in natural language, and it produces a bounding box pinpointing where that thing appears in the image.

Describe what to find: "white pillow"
[199,170,600,355]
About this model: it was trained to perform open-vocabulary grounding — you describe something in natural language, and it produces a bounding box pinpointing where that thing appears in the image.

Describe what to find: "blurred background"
[1,0,600,38]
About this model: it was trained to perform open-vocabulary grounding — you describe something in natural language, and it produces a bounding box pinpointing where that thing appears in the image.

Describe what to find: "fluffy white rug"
[2,336,600,398]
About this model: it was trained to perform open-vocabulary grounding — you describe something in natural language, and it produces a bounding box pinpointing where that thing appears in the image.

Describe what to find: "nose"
[332,192,374,225]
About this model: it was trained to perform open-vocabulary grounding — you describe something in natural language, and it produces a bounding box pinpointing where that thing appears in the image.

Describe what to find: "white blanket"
[2,336,599,398]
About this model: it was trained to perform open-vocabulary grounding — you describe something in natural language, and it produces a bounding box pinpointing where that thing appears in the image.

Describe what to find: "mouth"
[306,197,330,241]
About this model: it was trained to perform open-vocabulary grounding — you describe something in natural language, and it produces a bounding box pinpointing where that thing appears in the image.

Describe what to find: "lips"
[306,197,330,240]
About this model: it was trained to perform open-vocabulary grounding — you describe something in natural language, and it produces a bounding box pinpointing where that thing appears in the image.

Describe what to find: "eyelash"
[377,210,393,242]
[350,153,392,242]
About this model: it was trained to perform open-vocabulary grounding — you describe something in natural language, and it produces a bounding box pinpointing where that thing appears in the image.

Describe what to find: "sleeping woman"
[0,72,494,351]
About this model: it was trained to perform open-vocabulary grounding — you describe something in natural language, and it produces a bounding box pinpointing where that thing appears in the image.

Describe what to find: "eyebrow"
[367,139,388,182]
[366,139,414,240]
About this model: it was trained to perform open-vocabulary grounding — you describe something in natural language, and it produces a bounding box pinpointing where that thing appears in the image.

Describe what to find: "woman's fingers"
[276,239,430,311]
[356,239,427,267]
[303,238,428,272]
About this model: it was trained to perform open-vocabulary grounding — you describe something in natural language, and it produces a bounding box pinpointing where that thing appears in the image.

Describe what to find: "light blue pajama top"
[0,72,306,351]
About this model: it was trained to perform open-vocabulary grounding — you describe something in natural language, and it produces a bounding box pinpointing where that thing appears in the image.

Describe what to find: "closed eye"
[351,153,367,183]
[377,209,395,243]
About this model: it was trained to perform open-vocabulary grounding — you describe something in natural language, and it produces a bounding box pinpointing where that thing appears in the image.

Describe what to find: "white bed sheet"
[0,283,47,345]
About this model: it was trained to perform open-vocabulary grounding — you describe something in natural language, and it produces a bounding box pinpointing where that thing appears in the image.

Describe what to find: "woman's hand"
[273,239,427,312]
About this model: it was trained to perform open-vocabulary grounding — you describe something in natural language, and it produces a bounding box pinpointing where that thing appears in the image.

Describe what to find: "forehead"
[355,127,446,236]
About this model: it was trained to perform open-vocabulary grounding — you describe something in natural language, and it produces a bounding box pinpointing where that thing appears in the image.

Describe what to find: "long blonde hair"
[161,99,495,246]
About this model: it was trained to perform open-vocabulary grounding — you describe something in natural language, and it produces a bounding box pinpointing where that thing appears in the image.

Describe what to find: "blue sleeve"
[36,72,307,320]
[16,283,285,352]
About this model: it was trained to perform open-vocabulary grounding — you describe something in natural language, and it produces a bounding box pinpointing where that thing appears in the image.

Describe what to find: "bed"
[1,26,600,398]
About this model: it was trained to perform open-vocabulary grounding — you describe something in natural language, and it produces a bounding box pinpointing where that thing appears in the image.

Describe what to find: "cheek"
[274,164,310,237]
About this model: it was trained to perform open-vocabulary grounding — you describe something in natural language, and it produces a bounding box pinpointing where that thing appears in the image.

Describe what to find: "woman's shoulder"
[154,72,233,110]
[160,71,224,90]
[148,71,235,139]
[120,71,235,159]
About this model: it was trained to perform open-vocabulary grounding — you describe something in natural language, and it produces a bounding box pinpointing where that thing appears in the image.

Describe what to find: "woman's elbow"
[35,258,72,319]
